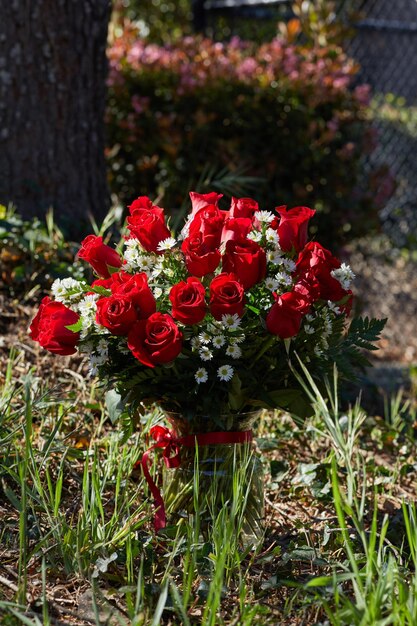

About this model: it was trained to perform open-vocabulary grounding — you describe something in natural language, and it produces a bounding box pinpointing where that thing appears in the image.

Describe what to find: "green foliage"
[106,29,385,247]
[0,204,83,297]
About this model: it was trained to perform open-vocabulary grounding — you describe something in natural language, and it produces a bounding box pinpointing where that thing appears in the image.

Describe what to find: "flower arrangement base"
[160,414,264,548]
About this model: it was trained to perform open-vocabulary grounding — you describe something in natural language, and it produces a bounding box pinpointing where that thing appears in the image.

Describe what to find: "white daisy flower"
[281,258,296,273]
[191,337,202,351]
[199,346,213,361]
[212,334,226,348]
[152,287,163,299]
[265,228,280,246]
[321,337,329,350]
[221,313,241,330]
[304,324,315,335]
[229,334,245,345]
[198,331,211,344]
[138,255,155,271]
[78,294,99,316]
[323,318,332,335]
[217,364,234,382]
[275,272,293,287]
[226,344,242,359]
[331,263,355,290]
[195,367,208,384]
[305,314,315,322]
[157,237,177,252]
[267,249,283,264]
[314,345,323,358]
[254,210,275,224]
[180,216,193,240]
[51,278,84,303]
[247,230,262,243]
[264,277,279,291]
[327,301,342,315]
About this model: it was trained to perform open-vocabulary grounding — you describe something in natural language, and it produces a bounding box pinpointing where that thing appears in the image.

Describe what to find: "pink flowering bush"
[106,28,388,246]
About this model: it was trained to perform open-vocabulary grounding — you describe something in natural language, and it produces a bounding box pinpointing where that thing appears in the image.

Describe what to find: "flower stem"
[250,335,276,367]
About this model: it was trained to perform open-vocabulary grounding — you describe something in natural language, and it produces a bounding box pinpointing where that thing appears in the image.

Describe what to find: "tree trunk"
[0,0,112,234]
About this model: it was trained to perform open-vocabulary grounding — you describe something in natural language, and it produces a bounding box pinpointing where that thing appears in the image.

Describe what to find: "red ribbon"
[140,425,253,531]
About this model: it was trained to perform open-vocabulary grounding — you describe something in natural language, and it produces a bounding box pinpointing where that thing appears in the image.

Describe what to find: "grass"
[1,348,417,625]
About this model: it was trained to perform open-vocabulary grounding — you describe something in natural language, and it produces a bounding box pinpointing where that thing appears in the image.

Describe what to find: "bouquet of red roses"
[30,191,384,424]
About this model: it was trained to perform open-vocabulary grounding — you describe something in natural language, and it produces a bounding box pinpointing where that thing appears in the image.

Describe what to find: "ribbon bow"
[139,425,253,532]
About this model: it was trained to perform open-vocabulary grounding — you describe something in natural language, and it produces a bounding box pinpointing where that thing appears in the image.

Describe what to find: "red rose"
[275,206,316,252]
[266,291,310,339]
[189,191,223,217]
[111,272,156,319]
[96,294,138,335]
[78,235,122,278]
[221,217,253,245]
[169,277,206,325]
[188,204,225,250]
[295,242,347,302]
[294,271,321,305]
[29,296,80,355]
[222,239,266,289]
[181,233,221,277]
[229,196,258,219]
[128,313,183,367]
[127,197,171,253]
[209,273,245,320]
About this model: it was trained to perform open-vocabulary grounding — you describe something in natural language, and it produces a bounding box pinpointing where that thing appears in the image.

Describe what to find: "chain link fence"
[196,0,417,248]
[343,0,417,248]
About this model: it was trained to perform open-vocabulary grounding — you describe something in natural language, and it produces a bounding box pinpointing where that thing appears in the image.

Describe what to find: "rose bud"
[189,191,223,217]
[127,197,171,253]
[229,196,258,219]
[266,291,310,339]
[29,297,80,355]
[295,242,348,302]
[275,206,316,252]
[96,294,139,336]
[181,233,221,277]
[222,238,267,289]
[78,235,122,278]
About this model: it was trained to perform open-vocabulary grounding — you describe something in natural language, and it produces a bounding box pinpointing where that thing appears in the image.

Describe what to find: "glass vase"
[161,411,264,547]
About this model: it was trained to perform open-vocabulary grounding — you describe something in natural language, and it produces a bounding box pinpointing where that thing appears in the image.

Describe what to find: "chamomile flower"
[247,230,262,243]
[264,277,279,291]
[254,210,275,224]
[327,301,342,315]
[229,334,245,344]
[221,313,241,330]
[77,293,100,318]
[267,249,283,264]
[305,314,315,322]
[152,287,163,299]
[275,272,292,287]
[304,324,315,335]
[217,364,234,382]
[51,278,84,303]
[195,368,208,384]
[226,344,242,359]
[265,228,280,246]
[138,255,155,272]
[198,331,211,344]
[281,258,296,273]
[199,346,213,361]
[331,263,355,290]
[157,237,177,252]
[191,337,202,350]
[212,334,226,348]
[314,345,323,358]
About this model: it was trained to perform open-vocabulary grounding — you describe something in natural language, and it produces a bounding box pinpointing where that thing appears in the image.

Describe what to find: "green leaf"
[65,318,83,333]
[105,389,125,424]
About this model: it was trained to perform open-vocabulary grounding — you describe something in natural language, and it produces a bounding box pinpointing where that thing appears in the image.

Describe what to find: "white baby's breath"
[331,263,355,290]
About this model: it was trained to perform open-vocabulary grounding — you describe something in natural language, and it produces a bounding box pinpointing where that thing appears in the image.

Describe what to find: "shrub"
[106,28,388,246]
